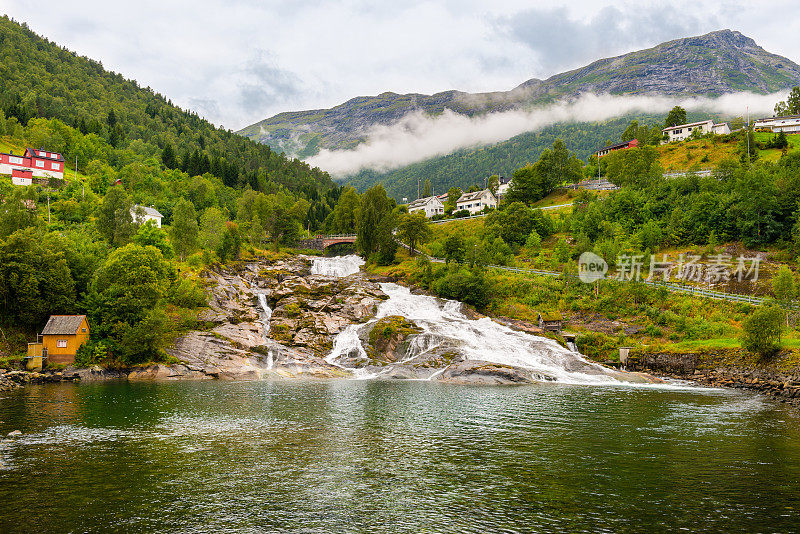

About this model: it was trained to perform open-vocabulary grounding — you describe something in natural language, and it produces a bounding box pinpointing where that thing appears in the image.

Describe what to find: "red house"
[594,138,639,158]
[11,168,33,186]
[0,148,65,181]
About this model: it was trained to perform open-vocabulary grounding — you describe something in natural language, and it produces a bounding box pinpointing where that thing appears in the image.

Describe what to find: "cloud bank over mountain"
[307,92,782,176]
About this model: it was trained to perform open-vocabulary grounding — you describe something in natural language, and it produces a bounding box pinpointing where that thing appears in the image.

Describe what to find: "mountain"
[0,16,334,195]
[239,30,800,161]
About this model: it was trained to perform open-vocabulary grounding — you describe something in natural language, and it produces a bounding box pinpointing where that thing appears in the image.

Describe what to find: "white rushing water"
[311,257,635,385]
[310,255,365,277]
[256,293,272,336]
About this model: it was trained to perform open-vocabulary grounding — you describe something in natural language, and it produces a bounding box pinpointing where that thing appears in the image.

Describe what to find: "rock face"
[165,256,386,380]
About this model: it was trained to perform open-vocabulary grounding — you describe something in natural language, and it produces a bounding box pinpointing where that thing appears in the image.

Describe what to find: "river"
[1,380,799,532]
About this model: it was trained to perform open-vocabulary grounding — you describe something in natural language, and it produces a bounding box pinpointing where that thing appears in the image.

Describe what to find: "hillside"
[0,16,334,194]
[348,113,719,201]
[239,29,800,158]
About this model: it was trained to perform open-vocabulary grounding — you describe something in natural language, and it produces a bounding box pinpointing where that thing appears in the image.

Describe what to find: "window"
[57,339,68,348]
[9,156,23,165]
[82,328,87,333]
[51,163,60,170]
[35,160,44,168]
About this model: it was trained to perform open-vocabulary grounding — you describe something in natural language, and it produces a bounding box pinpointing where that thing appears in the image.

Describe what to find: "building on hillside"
[11,168,33,186]
[131,204,164,227]
[407,195,444,218]
[662,120,730,143]
[28,315,91,366]
[538,311,563,334]
[497,176,512,198]
[456,189,497,215]
[0,148,65,180]
[753,115,800,133]
[594,138,638,158]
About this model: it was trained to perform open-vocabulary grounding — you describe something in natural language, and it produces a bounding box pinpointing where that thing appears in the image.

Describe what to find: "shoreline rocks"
[627,350,800,408]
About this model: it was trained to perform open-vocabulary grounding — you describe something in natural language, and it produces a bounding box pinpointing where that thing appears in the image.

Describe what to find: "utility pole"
[746,106,751,167]
[47,191,51,225]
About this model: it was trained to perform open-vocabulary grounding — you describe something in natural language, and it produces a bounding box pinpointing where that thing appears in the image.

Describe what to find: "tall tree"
[357,185,394,257]
[96,186,134,247]
[664,106,687,128]
[397,212,432,256]
[330,187,360,234]
[170,198,199,260]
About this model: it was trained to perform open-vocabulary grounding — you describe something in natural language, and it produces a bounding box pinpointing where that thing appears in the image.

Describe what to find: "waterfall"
[311,255,365,277]
[255,293,272,337]
[566,341,577,352]
[327,283,633,385]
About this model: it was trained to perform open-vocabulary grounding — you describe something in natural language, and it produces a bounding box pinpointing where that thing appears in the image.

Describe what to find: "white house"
[456,189,497,215]
[496,176,512,198]
[131,205,164,228]
[407,195,444,218]
[754,115,800,134]
[662,120,730,142]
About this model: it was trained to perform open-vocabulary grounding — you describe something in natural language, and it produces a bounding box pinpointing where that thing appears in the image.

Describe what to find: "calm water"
[1,380,799,533]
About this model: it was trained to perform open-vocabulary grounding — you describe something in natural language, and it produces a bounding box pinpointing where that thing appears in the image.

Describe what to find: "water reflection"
[1,380,799,533]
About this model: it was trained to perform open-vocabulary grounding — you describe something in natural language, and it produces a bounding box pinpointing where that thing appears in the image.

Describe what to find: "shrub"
[75,340,111,368]
[741,306,784,359]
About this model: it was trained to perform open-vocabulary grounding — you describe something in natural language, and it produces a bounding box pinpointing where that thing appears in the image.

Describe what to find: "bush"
[168,278,208,308]
[75,340,111,367]
[433,267,490,309]
[741,306,784,359]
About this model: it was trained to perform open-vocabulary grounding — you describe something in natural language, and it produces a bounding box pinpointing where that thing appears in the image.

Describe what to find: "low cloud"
[306,92,783,176]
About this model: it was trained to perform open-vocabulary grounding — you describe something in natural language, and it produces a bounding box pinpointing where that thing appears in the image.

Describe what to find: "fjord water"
[1,380,799,533]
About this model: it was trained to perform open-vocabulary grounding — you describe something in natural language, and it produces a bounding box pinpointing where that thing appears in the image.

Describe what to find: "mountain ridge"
[238,29,800,160]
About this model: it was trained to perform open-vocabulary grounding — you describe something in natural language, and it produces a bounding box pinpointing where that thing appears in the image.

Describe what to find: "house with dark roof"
[0,148,65,181]
[594,139,638,158]
[39,315,90,365]
[456,189,497,215]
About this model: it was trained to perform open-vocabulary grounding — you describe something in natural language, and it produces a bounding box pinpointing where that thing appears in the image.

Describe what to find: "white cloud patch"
[307,92,783,176]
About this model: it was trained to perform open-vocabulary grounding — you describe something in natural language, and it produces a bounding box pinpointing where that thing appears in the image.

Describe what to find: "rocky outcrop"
[163,255,386,380]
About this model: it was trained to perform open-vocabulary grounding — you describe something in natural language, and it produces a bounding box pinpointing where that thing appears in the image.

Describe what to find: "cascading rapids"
[310,256,637,385]
[328,283,632,384]
[310,255,365,277]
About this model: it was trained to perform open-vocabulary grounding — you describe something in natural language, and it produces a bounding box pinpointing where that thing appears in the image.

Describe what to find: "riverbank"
[627,349,800,408]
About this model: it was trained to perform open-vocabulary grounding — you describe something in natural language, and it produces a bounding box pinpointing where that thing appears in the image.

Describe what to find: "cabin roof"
[41,315,87,335]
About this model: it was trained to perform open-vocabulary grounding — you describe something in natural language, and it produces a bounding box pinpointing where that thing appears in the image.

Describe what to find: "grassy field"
[655,132,800,172]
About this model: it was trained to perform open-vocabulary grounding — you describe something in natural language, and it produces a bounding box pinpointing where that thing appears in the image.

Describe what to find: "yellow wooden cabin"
[38,315,90,365]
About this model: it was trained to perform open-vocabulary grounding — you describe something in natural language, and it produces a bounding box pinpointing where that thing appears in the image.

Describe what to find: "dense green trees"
[397,212,431,255]
[507,139,582,204]
[0,16,334,195]
[89,244,176,363]
[0,229,76,329]
[486,202,554,247]
[774,86,800,116]
[96,186,135,246]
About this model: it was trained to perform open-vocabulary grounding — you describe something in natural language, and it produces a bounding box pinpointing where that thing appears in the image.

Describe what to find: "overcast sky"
[2,0,799,130]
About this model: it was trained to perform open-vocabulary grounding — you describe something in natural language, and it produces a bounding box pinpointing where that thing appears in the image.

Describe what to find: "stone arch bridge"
[297,234,357,250]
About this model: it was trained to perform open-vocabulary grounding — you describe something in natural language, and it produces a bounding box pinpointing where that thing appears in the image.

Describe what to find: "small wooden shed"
[538,311,563,334]
[40,315,90,365]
